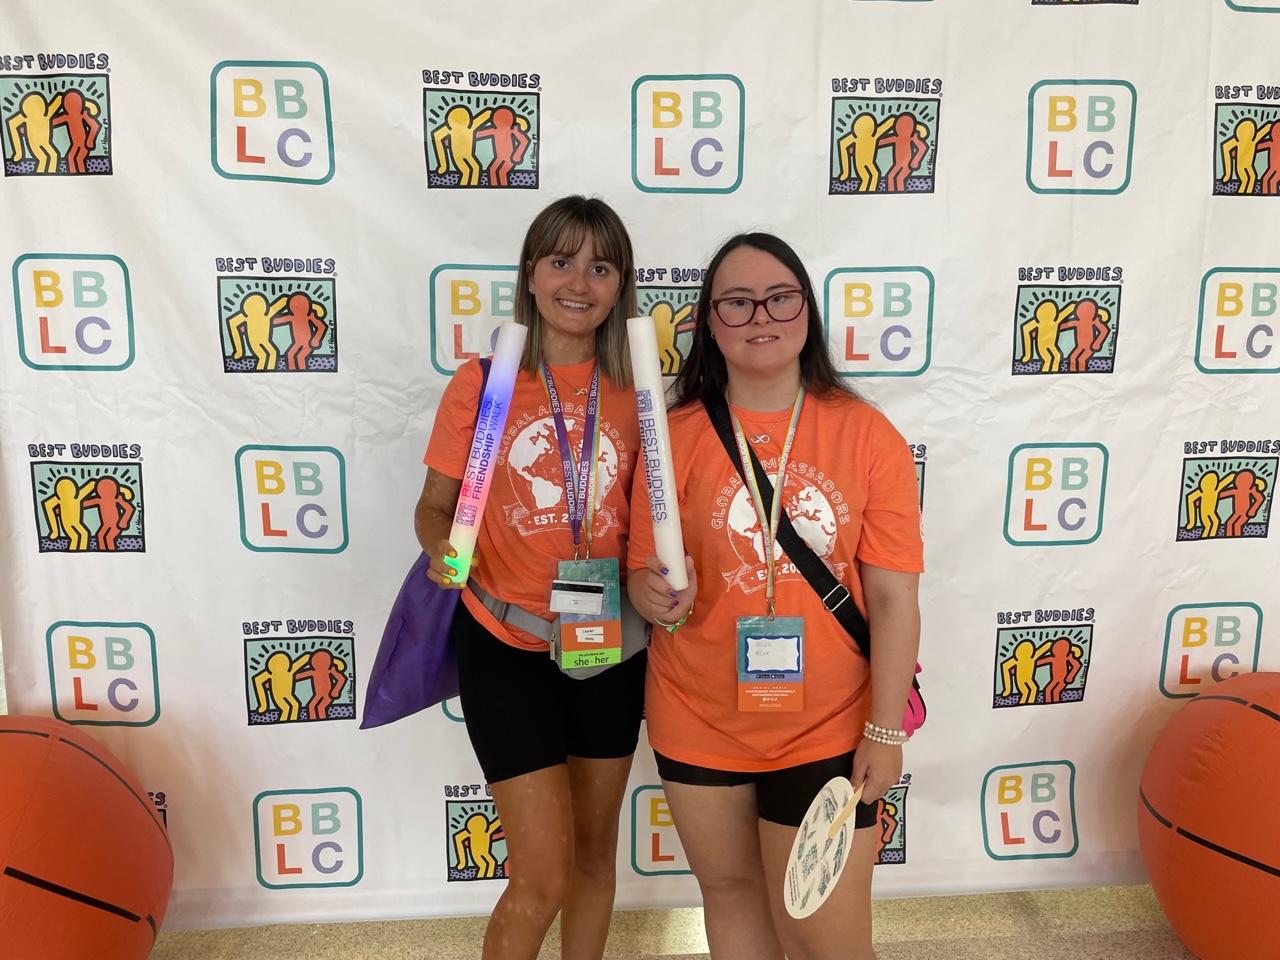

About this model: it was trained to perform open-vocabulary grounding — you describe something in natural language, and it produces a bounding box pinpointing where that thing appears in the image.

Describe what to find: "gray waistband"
[468,582,555,642]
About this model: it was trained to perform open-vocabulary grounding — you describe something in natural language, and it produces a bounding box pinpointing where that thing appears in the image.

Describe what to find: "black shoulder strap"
[703,392,872,659]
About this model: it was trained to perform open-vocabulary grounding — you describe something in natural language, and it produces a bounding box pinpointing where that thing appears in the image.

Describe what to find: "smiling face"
[527,234,622,346]
[708,245,809,383]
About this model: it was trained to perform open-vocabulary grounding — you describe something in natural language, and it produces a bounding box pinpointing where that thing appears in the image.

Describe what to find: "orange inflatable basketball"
[1138,672,1280,960]
[0,715,173,959]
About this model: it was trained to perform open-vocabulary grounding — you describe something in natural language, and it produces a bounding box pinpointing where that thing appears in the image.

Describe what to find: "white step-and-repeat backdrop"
[1,0,1277,931]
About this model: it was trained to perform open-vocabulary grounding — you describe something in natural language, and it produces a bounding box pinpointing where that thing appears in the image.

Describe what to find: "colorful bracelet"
[654,601,693,634]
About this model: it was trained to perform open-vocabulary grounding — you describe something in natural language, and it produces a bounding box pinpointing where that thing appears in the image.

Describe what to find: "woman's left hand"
[852,739,903,804]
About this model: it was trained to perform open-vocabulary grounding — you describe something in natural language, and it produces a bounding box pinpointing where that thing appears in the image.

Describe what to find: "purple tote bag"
[359,551,461,729]
[360,359,490,730]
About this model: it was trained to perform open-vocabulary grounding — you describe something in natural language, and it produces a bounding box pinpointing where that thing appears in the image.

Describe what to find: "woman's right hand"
[630,555,697,626]
[426,539,480,588]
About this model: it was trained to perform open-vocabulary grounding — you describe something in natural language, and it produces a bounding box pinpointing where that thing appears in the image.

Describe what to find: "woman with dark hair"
[628,233,923,960]
[416,196,645,960]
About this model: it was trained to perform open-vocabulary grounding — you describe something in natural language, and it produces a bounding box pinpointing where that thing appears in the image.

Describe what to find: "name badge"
[737,616,805,712]
[552,558,623,671]
[550,579,605,616]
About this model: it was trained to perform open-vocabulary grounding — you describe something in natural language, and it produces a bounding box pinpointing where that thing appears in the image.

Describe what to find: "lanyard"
[729,388,806,617]
[540,361,601,558]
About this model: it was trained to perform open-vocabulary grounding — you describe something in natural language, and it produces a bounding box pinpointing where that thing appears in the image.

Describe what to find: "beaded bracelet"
[863,730,908,746]
[863,720,909,746]
[654,601,694,634]
[865,720,908,739]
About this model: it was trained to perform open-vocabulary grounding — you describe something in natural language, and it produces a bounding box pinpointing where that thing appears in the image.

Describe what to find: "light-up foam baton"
[444,321,527,586]
[627,315,688,590]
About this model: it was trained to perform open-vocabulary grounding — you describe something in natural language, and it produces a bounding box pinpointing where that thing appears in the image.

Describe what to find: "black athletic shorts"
[654,749,880,829]
[453,600,647,784]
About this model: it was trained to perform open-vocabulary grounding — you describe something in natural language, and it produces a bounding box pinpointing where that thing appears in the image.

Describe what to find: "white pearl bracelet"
[863,721,909,746]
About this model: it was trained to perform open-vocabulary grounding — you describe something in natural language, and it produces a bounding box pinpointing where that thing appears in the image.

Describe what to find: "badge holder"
[550,557,623,671]
[736,615,804,712]
[726,389,807,713]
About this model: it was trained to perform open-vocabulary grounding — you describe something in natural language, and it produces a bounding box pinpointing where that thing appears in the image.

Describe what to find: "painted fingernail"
[660,567,669,575]
[669,591,678,598]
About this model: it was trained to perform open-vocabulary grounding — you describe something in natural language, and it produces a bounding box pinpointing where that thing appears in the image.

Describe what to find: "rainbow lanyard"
[540,361,602,559]
[729,387,806,618]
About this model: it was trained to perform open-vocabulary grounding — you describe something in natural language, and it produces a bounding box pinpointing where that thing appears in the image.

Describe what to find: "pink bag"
[903,663,927,735]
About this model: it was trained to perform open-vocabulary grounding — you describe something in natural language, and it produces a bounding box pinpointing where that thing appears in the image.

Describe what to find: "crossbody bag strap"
[702,392,873,659]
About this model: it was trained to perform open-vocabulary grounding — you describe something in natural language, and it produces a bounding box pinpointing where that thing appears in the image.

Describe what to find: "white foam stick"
[445,321,527,586]
[627,315,688,590]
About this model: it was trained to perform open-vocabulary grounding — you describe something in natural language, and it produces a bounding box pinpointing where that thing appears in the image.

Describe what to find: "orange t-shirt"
[628,392,923,771]
[425,357,638,651]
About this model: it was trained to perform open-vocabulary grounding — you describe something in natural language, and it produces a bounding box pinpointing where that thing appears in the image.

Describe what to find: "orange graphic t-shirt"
[425,357,638,651]
[628,392,923,771]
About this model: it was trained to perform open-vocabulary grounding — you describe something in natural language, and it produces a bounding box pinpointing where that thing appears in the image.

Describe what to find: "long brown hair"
[513,196,637,385]
[673,233,858,408]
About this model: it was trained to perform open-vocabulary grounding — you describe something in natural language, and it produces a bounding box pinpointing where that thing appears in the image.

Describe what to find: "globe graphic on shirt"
[506,416,620,512]
[727,477,837,567]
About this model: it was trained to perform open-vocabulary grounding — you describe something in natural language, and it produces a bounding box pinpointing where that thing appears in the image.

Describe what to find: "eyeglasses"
[710,289,807,327]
